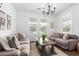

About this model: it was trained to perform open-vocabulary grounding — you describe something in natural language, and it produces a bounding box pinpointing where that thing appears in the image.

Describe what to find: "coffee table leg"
[36,41,38,47]
[41,46,46,55]
[51,45,55,54]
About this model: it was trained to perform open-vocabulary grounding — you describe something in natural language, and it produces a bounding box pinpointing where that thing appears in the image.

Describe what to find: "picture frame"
[0,10,6,31]
[7,14,11,30]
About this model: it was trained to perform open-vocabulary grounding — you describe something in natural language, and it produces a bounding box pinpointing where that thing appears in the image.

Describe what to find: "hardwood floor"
[30,42,79,56]
[30,42,40,56]
[55,45,79,56]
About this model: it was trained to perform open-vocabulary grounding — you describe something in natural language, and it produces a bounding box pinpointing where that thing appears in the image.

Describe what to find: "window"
[29,18,37,22]
[29,18,37,34]
[40,23,47,34]
[40,19,47,34]
[63,21,72,32]
[63,14,72,33]
[29,24,37,34]
[28,18,48,38]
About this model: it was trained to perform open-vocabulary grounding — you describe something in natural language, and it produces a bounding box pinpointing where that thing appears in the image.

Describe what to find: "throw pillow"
[59,33,64,38]
[14,33,19,40]
[0,37,15,51]
[8,35,21,49]
[68,34,78,39]
[63,33,70,40]
[18,33,26,41]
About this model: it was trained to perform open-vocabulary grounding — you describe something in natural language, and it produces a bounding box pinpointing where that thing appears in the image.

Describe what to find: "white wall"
[55,7,72,33]
[0,3,16,37]
[16,11,55,38]
[55,4,79,36]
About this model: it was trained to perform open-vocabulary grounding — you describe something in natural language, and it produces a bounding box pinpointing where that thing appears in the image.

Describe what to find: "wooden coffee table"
[37,40,56,55]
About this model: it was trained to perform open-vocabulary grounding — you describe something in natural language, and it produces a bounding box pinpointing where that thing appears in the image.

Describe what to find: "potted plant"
[41,33,47,43]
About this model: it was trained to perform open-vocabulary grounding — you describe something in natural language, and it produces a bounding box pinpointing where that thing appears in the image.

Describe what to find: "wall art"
[7,14,11,30]
[0,10,6,30]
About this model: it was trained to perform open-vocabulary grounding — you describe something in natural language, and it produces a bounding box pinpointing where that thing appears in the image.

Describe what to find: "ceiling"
[13,3,75,14]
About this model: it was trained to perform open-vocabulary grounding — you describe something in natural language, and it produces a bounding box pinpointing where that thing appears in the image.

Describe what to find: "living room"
[0,0,79,57]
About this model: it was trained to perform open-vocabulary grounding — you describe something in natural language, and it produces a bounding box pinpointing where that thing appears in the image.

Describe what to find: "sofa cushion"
[52,33,64,38]
[53,33,59,38]
[20,44,30,56]
[68,34,78,39]
[8,35,21,49]
[0,49,20,56]
[0,37,15,51]
[63,33,70,40]
[55,38,68,47]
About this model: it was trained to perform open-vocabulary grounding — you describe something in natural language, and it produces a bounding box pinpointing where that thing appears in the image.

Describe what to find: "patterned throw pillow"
[0,37,15,51]
[18,33,26,41]
[8,35,21,49]
[63,33,70,40]
[68,34,78,39]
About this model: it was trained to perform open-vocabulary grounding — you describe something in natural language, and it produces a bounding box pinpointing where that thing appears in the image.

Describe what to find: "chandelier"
[41,3,56,15]
[0,3,3,8]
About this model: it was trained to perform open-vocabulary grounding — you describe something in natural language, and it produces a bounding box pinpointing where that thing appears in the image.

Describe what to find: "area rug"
[30,43,68,56]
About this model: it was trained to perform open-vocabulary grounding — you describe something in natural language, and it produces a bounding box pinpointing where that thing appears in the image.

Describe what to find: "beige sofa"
[49,33,79,50]
[0,33,30,56]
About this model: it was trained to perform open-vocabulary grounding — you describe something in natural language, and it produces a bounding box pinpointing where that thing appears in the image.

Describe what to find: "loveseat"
[0,32,30,56]
[49,33,79,50]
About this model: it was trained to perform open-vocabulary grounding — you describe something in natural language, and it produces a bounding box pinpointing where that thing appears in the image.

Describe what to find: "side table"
[77,43,79,53]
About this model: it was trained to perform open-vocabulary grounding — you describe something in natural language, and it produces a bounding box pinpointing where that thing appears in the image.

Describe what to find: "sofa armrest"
[67,39,77,50]
[77,37,79,43]
[20,41,30,45]
[49,36,56,41]
[19,38,30,45]
[67,39,77,43]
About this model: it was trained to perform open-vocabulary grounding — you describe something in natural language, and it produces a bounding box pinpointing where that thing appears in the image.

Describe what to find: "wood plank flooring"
[30,42,79,56]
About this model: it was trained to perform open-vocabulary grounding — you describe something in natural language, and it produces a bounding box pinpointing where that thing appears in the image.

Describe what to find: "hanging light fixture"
[41,3,56,15]
[0,3,3,8]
